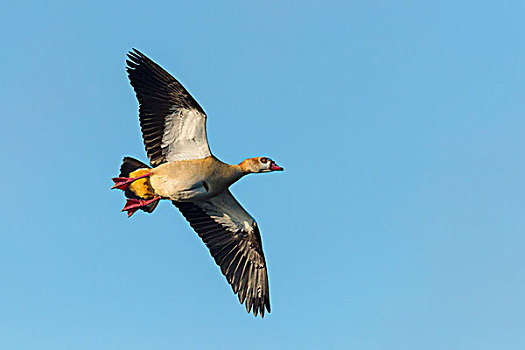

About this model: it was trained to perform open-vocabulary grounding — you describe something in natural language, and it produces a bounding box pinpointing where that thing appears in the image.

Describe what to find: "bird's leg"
[122,196,161,218]
[111,172,151,190]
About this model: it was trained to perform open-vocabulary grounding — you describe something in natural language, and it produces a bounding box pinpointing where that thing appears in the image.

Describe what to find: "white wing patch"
[198,191,256,234]
[162,108,211,161]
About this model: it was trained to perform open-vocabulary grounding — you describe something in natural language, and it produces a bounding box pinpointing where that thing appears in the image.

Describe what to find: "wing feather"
[126,49,211,166]
[173,191,271,317]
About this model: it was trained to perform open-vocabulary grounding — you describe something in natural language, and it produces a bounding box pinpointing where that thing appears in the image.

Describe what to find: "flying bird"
[111,49,283,317]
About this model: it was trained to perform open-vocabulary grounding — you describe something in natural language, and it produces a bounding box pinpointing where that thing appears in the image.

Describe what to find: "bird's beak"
[270,161,284,171]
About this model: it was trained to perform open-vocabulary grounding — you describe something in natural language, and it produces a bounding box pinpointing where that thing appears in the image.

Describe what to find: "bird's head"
[240,157,284,174]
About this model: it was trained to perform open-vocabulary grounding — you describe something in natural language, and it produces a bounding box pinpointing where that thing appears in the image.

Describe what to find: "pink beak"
[270,161,284,171]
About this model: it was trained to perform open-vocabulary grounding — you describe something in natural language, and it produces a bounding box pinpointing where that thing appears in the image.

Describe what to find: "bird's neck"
[216,162,246,188]
[238,159,255,175]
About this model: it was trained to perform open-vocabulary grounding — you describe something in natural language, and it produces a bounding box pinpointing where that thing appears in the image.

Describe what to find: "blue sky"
[1,0,524,349]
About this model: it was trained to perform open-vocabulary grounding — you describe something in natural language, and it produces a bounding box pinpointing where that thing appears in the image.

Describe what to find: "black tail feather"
[119,156,150,177]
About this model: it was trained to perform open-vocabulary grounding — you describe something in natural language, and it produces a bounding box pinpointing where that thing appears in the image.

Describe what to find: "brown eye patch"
[260,157,268,163]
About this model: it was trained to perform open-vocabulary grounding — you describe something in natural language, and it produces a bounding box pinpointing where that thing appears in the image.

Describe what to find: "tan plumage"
[149,156,243,201]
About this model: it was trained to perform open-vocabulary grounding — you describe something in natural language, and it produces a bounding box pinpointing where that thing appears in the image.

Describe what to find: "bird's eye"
[260,157,268,163]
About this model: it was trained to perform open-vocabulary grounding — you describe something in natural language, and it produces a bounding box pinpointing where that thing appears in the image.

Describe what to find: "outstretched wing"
[173,191,271,317]
[126,49,211,166]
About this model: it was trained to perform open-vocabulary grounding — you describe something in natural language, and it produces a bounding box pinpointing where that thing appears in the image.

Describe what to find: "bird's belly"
[149,175,212,201]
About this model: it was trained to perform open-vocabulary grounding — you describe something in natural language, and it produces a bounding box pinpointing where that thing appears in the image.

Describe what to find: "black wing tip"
[126,48,159,74]
[244,297,271,318]
[238,283,271,318]
[127,47,144,59]
[126,48,147,69]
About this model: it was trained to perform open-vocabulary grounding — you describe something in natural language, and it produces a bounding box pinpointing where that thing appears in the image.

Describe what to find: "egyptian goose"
[111,49,283,317]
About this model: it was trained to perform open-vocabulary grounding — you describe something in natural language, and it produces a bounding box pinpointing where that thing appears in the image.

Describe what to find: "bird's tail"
[116,157,159,213]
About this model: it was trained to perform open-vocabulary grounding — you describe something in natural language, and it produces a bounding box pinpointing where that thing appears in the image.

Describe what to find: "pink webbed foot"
[111,172,151,190]
[122,196,161,217]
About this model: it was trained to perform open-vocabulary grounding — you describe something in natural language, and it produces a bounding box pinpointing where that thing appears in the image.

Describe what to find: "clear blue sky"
[1,1,524,349]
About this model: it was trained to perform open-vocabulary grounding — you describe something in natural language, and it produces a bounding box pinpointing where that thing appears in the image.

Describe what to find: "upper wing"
[126,49,211,166]
[173,191,271,317]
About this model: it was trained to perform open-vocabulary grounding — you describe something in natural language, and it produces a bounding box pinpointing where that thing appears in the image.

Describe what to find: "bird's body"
[149,156,242,201]
[111,49,283,317]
